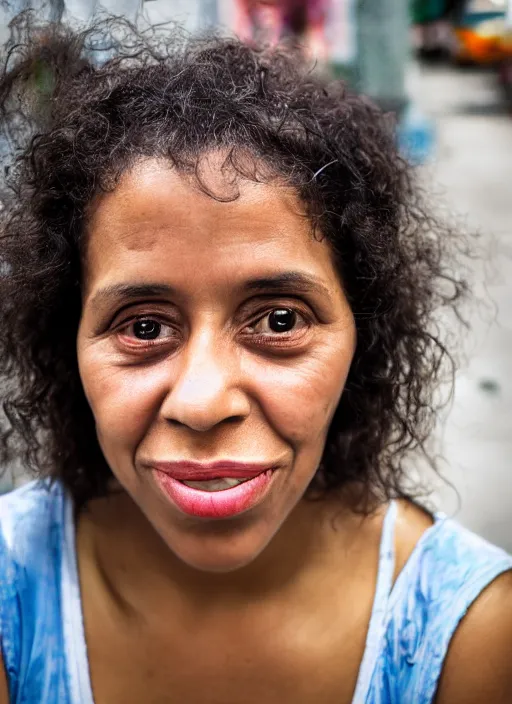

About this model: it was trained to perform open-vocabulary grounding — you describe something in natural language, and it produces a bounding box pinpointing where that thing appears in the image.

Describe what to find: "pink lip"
[152,465,278,519]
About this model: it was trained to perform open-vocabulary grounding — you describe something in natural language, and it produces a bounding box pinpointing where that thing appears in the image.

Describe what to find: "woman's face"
[77,156,356,572]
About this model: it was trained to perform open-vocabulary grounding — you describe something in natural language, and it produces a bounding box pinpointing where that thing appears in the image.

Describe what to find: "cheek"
[243,341,352,447]
[78,349,169,450]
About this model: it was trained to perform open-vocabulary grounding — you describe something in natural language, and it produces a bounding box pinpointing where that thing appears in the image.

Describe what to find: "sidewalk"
[412,62,512,550]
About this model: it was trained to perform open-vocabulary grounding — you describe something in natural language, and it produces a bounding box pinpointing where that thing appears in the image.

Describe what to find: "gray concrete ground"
[410,62,512,550]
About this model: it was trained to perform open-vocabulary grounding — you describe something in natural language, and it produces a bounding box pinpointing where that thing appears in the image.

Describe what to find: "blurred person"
[1,13,512,704]
[411,0,465,59]
[232,0,330,62]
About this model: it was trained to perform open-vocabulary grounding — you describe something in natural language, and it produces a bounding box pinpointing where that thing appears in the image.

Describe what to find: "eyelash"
[114,306,312,351]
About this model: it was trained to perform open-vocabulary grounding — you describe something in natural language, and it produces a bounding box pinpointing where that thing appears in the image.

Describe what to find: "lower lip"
[153,469,276,519]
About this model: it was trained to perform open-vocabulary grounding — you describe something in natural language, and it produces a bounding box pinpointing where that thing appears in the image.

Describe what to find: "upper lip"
[150,460,277,481]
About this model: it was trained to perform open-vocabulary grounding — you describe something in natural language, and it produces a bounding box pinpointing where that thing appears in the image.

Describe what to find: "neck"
[77,487,360,616]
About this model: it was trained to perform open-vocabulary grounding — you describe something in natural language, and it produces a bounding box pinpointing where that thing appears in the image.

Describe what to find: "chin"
[180,553,258,574]
[164,526,276,573]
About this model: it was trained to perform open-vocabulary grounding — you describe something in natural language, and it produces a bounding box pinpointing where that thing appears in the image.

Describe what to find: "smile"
[180,477,250,491]
[153,468,277,519]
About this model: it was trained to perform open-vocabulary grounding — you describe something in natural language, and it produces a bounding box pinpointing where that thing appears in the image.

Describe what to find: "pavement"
[409,61,512,550]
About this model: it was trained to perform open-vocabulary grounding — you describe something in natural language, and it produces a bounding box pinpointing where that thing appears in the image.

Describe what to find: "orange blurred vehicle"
[453,0,509,63]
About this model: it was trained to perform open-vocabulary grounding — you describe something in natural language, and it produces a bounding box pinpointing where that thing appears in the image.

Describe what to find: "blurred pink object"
[233,0,330,61]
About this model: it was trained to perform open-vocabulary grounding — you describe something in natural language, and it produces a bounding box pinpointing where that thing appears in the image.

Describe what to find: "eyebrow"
[243,272,331,298]
[89,272,331,311]
[90,283,176,311]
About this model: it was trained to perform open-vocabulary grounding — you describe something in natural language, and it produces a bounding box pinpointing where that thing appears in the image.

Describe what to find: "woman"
[0,14,511,704]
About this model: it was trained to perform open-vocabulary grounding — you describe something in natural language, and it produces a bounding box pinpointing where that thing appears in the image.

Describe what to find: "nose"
[160,330,251,432]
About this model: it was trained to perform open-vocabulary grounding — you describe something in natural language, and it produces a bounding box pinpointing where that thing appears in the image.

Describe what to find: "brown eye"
[133,319,162,340]
[248,307,309,339]
[115,315,177,353]
[267,309,297,333]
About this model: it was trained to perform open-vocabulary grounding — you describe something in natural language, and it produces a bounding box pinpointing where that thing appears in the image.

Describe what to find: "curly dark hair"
[0,12,468,508]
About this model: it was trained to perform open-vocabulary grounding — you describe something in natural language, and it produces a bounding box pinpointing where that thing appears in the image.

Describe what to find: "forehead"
[83,157,339,297]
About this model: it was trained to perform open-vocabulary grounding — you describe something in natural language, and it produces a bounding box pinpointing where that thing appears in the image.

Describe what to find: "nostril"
[224,415,245,425]
[166,418,186,427]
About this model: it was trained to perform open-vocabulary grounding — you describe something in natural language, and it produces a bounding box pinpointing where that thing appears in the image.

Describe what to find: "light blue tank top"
[1,479,511,703]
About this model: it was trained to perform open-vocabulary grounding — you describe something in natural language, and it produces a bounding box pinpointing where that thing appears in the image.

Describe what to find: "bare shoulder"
[391,500,512,702]
[434,569,512,703]
[392,498,434,582]
[0,654,8,704]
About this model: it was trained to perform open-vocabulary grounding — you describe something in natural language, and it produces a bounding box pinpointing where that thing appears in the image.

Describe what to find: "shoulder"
[374,508,512,703]
[0,478,65,553]
[434,569,512,703]
[391,506,512,608]
[0,477,67,602]
[0,479,69,702]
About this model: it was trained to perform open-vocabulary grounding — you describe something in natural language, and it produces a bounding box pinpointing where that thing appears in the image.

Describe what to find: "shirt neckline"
[60,491,400,704]
[350,500,398,702]
[61,490,96,704]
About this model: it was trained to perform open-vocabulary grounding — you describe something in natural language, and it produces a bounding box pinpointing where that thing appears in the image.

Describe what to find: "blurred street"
[412,61,512,550]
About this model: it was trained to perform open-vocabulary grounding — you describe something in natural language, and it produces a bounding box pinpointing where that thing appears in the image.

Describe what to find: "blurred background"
[1,0,511,550]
